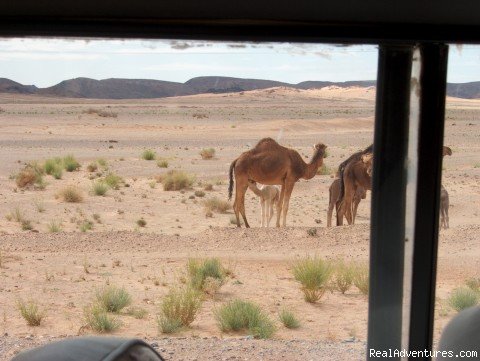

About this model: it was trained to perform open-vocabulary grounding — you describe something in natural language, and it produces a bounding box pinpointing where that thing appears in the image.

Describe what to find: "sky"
[0,38,478,88]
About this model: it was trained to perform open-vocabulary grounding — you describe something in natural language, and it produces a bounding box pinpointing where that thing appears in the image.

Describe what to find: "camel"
[327,178,366,227]
[337,153,373,226]
[440,185,449,229]
[229,137,327,228]
[247,181,280,227]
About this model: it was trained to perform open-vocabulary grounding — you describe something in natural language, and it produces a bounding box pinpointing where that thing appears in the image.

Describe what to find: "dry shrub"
[279,309,300,329]
[161,170,195,191]
[353,262,369,295]
[58,185,83,203]
[16,165,44,189]
[200,148,215,160]
[334,259,355,294]
[188,258,226,294]
[157,286,203,333]
[95,285,132,313]
[17,299,46,326]
[203,197,231,214]
[448,287,479,312]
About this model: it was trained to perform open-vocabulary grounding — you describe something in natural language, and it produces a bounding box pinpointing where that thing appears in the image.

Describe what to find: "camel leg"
[343,187,355,225]
[327,194,335,227]
[267,200,274,227]
[352,197,361,225]
[336,200,344,226]
[281,182,295,227]
[260,199,265,227]
[234,178,249,228]
[276,184,286,227]
[445,206,449,229]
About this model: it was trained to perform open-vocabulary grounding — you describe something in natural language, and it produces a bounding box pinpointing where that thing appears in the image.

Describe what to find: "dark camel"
[337,153,373,225]
[327,178,366,227]
[229,138,327,227]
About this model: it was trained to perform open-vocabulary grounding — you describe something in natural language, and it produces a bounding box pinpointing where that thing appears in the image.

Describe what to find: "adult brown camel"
[337,153,373,226]
[327,178,366,227]
[228,138,327,228]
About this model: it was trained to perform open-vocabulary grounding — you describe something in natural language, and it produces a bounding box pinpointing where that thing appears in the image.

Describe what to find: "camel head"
[312,143,328,162]
[443,146,452,157]
[361,153,373,176]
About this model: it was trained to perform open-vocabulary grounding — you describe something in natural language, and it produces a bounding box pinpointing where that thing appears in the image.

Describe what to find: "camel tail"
[228,159,237,201]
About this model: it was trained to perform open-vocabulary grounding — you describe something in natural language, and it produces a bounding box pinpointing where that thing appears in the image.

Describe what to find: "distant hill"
[0,78,37,94]
[1,77,480,99]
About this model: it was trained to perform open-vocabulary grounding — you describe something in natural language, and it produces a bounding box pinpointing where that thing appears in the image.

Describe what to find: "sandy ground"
[0,87,479,360]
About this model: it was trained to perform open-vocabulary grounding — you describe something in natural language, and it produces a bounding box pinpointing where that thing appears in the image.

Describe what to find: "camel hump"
[254,137,279,148]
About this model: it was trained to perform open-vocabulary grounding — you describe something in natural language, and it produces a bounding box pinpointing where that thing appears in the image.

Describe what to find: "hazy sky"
[0,38,478,88]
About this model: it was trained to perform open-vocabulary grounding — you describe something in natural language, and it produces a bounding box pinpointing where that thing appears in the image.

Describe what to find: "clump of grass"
[136,218,146,227]
[79,220,94,232]
[279,309,300,329]
[84,303,121,333]
[292,256,333,303]
[317,164,334,176]
[15,165,44,189]
[194,190,205,197]
[465,277,480,292]
[17,299,46,326]
[87,162,98,172]
[95,285,132,313]
[203,197,232,214]
[63,155,80,172]
[52,166,63,179]
[47,220,61,233]
[334,260,355,294]
[448,287,479,312]
[92,181,109,196]
[44,158,62,175]
[83,108,117,118]
[6,207,25,223]
[157,286,203,333]
[157,159,169,168]
[307,228,317,236]
[125,306,148,319]
[188,258,226,293]
[200,148,215,160]
[161,170,195,191]
[21,219,33,231]
[58,185,83,203]
[34,199,46,213]
[141,149,156,161]
[103,173,124,190]
[215,299,276,339]
[353,262,369,295]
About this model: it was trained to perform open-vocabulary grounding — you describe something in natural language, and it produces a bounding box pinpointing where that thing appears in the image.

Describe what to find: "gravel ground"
[0,334,366,361]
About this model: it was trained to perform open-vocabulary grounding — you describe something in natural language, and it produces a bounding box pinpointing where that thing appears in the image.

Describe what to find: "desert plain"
[0,86,479,360]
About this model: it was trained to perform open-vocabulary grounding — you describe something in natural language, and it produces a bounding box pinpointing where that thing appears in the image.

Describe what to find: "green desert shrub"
[203,197,232,213]
[161,170,195,191]
[58,185,83,203]
[279,309,300,329]
[465,277,480,292]
[95,285,132,313]
[157,286,203,333]
[141,149,156,160]
[84,303,121,333]
[92,181,109,196]
[17,299,46,326]
[103,173,124,190]
[353,262,369,295]
[292,256,333,303]
[200,148,215,160]
[188,258,226,293]
[79,220,94,232]
[215,299,276,339]
[44,158,62,175]
[63,155,81,172]
[334,260,355,294]
[125,306,148,320]
[448,287,479,312]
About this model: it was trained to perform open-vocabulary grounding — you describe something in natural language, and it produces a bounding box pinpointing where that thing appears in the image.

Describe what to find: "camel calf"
[248,181,280,227]
[327,178,366,227]
[440,185,449,229]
